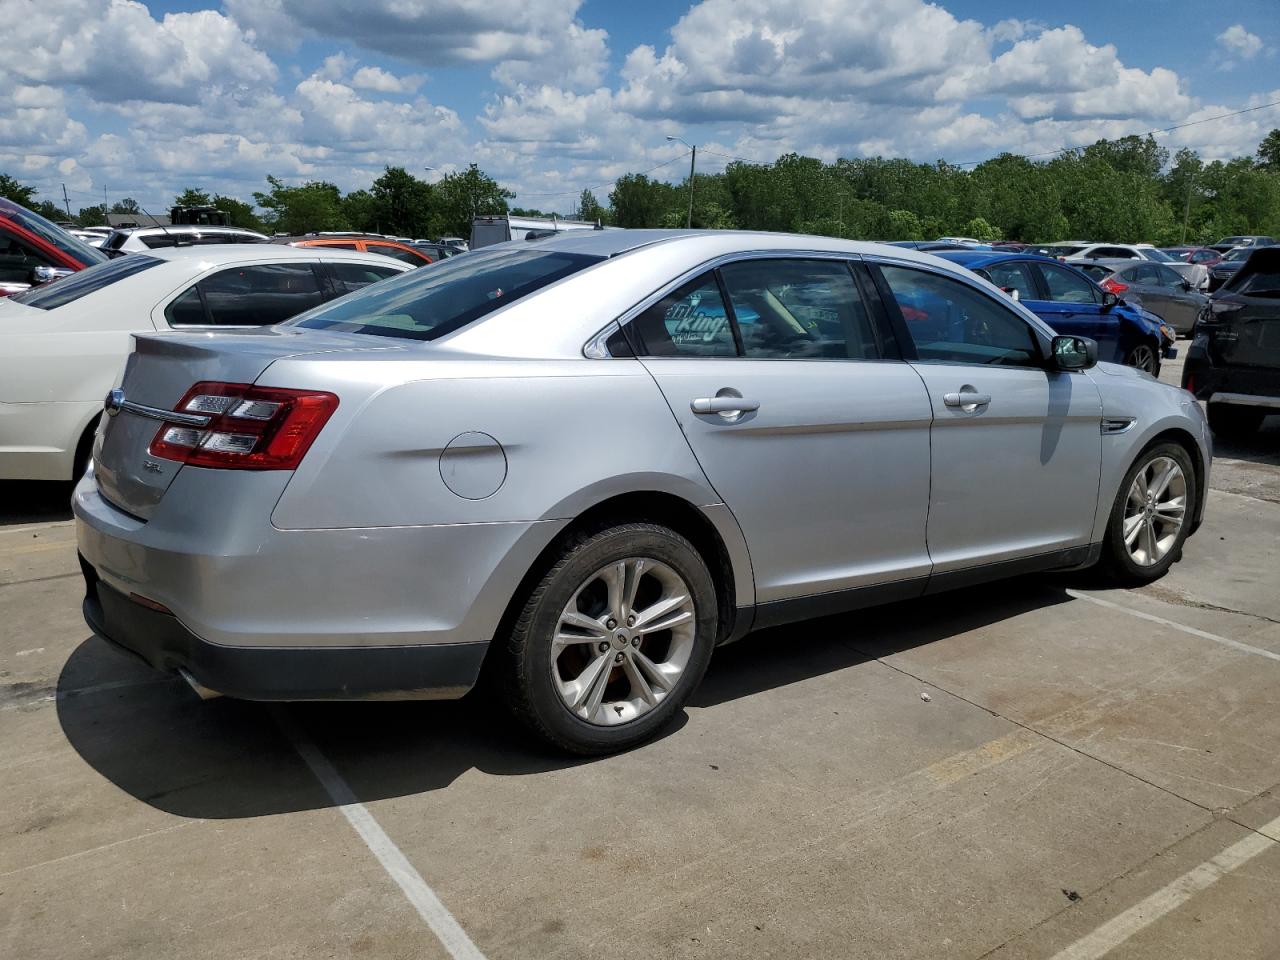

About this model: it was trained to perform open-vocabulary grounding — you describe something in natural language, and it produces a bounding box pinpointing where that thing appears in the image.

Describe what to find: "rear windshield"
[10,254,162,309]
[1141,248,1174,262]
[289,247,603,341]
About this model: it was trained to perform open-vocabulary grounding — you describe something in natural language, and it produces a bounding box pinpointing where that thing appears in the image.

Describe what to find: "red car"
[0,197,107,296]
[1161,246,1223,269]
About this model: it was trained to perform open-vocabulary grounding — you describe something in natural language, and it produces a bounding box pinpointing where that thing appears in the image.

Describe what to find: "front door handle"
[691,396,760,415]
[943,389,991,409]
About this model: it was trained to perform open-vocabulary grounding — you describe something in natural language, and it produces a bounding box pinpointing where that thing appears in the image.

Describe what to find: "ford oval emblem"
[104,388,125,417]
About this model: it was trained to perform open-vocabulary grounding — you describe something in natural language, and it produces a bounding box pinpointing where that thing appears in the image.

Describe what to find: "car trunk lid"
[93,327,404,518]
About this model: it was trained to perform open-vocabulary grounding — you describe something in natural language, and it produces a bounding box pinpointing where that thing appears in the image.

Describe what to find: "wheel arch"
[73,411,101,481]
[490,490,751,670]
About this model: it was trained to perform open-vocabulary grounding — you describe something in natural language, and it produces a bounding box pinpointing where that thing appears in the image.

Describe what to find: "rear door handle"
[943,390,991,408]
[691,396,760,415]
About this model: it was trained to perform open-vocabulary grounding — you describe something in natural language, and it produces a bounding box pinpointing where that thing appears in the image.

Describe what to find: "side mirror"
[1052,335,1098,371]
[30,265,74,285]
[1101,291,1119,309]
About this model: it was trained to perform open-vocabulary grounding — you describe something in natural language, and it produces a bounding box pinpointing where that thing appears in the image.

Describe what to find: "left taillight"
[149,381,339,470]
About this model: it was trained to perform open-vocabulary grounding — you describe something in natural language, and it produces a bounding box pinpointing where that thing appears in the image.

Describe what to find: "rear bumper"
[1182,343,1280,405]
[81,557,488,701]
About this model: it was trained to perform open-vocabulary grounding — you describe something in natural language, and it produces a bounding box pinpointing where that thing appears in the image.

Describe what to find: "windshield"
[10,254,162,309]
[1142,248,1174,262]
[1225,248,1252,262]
[290,247,603,341]
[3,203,107,267]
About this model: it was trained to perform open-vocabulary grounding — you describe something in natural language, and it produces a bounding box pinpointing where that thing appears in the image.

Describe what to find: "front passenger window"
[878,265,1041,367]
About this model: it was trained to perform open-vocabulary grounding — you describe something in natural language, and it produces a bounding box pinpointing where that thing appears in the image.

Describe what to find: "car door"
[1150,263,1203,333]
[631,256,934,608]
[1029,261,1121,362]
[870,260,1103,579]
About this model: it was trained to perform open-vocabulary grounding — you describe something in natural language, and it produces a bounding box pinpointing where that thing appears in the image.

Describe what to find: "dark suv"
[1183,248,1280,440]
[0,198,106,295]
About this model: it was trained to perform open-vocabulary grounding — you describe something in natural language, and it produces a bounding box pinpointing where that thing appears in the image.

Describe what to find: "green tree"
[433,164,513,237]
[963,216,1001,242]
[173,188,212,208]
[0,173,37,206]
[368,166,434,236]
[212,194,265,232]
[252,176,348,234]
[111,198,141,214]
[609,174,679,228]
[1257,129,1280,172]
[76,204,107,226]
[576,189,606,223]
[887,209,923,240]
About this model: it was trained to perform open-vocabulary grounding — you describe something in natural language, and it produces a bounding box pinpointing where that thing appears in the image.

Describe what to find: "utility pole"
[104,186,109,221]
[666,136,696,228]
[61,183,72,218]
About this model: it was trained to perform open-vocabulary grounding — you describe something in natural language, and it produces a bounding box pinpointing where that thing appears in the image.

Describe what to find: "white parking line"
[273,708,487,960]
[1048,814,1280,960]
[1066,590,1280,664]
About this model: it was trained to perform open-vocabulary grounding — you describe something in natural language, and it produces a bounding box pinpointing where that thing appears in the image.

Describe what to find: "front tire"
[1207,404,1264,442]
[1097,442,1196,586]
[1125,342,1160,377]
[497,522,718,755]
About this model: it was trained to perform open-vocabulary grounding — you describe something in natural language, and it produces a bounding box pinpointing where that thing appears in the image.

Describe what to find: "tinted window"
[329,261,404,296]
[1075,263,1113,282]
[168,263,324,326]
[320,241,359,250]
[0,203,106,266]
[1233,266,1280,297]
[879,265,1040,367]
[1154,265,1185,286]
[629,272,735,357]
[1142,248,1175,262]
[369,243,429,265]
[980,261,1037,302]
[1130,263,1160,284]
[719,259,880,360]
[291,248,601,341]
[0,229,56,283]
[1094,246,1138,259]
[1190,250,1217,263]
[164,286,206,325]
[1039,264,1100,304]
[10,254,162,309]
[140,233,179,249]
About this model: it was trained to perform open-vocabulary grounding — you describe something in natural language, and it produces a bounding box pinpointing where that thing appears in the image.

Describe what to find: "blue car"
[935,251,1176,374]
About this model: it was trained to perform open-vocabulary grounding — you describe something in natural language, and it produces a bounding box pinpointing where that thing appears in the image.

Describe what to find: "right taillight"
[1101,277,1128,294]
[149,381,338,470]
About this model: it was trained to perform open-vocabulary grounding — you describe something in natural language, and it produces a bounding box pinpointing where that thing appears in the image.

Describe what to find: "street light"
[666,136,696,229]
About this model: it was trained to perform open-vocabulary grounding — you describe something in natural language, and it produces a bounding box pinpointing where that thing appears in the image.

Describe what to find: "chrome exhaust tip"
[179,669,223,700]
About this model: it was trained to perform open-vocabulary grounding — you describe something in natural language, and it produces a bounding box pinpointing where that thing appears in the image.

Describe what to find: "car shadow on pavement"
[0,481,73,526]
[57,578,1071,821]
[1211,418,1280,467]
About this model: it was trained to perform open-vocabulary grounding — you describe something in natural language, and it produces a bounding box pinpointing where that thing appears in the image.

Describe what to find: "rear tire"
[1097,442,1196,586]
[497,522,718,755]
[1207,404,1264,442]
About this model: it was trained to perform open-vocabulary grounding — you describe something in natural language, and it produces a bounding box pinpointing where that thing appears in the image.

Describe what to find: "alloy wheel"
[551,557,697,726]
[1127,343,1157,374]
[1122,455,1187,566]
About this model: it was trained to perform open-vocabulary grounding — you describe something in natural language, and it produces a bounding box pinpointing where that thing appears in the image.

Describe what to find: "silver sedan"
[74,231,1211,754]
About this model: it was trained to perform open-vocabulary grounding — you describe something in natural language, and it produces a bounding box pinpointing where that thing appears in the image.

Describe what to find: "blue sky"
[2,0,1277,216]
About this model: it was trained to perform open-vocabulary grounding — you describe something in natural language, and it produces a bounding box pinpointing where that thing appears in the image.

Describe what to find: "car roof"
[116,225,264,235]
[932,250,1056,268]
[143,244,412,265]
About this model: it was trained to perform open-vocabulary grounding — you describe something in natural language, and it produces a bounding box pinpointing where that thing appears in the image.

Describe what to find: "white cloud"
[351,66,424,95]
[1217,24,1263,61]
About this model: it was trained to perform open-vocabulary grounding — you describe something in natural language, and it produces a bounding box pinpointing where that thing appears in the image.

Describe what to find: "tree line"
[3,129,1278,244]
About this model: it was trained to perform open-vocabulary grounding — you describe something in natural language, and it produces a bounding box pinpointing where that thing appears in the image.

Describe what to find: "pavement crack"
[0,571,81,589]
[1132,583,1280,627]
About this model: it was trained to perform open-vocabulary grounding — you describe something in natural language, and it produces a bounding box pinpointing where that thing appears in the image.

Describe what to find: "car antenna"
[136,203,185,245]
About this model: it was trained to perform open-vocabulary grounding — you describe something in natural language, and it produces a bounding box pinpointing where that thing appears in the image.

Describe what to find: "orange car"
[279,234,434,266]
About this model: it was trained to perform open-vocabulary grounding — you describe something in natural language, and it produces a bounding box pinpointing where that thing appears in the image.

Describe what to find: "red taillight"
[149,381,338,470]
[1101,277,1128,294]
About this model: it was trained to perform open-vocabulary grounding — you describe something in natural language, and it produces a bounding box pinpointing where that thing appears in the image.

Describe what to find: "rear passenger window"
[879,265,1041,367]
[1039,264,1100,304]
[166,263,324,326]
[719,259,880,359]
[329,262,403,295]
[629,272,736,357]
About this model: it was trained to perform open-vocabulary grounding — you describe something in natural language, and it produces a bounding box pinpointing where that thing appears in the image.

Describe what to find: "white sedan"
[0,245,410,481]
